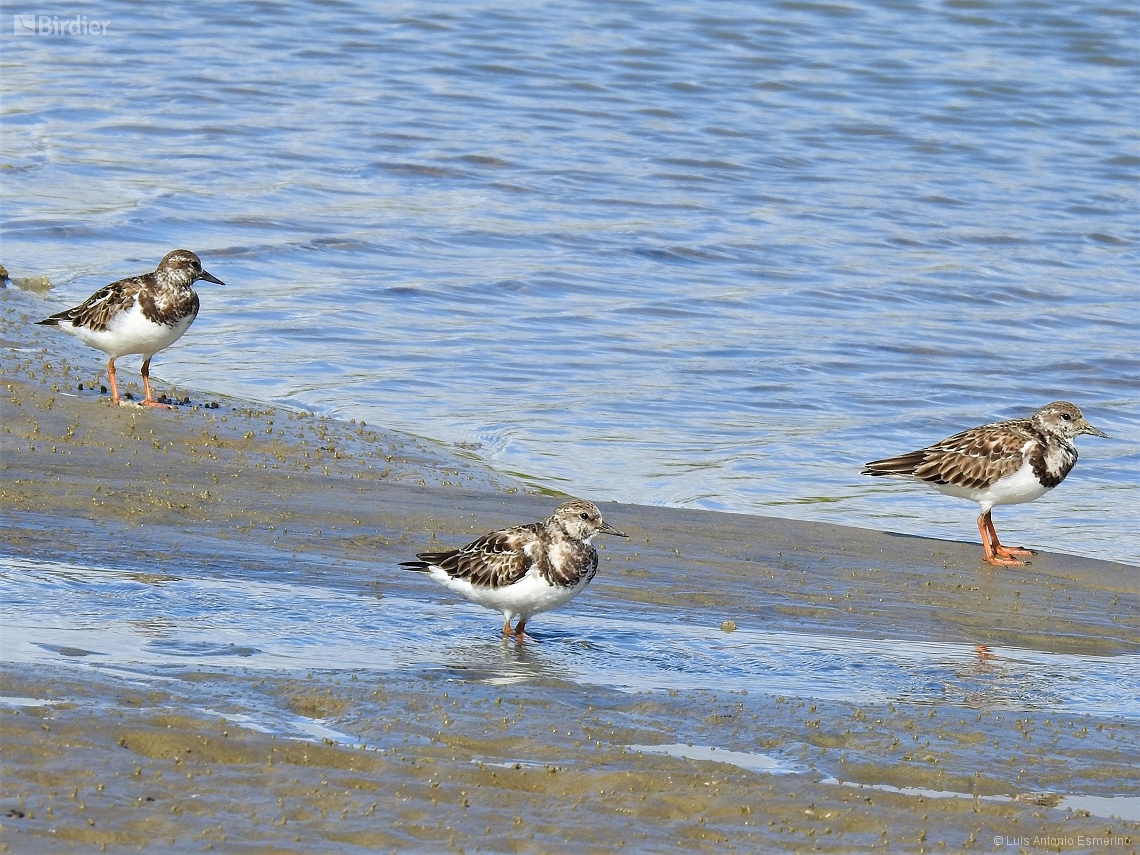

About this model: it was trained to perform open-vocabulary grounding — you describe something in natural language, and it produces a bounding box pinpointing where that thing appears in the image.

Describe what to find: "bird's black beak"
[200,270,226,286]
[597,520,628,538]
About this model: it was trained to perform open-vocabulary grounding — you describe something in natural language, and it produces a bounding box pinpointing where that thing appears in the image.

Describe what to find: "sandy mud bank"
[2,287,1137,853]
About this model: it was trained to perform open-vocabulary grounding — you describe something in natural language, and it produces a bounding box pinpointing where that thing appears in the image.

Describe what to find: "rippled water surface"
[5,556,1138,723]
[3,0,1137,561]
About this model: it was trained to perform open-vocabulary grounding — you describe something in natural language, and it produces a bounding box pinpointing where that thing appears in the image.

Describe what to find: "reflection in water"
[3,556,1137,719]
[432,636,578,686]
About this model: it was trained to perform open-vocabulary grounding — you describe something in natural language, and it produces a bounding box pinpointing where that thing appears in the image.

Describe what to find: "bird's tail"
[400,551,457,573]
[861,450,925,477]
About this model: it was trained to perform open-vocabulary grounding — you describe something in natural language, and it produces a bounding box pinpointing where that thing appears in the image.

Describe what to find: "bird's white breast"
[932,459,1050,511]
[67,301,195,358]
[427,565,589,618]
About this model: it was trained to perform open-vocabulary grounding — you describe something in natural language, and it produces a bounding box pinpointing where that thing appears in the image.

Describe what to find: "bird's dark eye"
[580,512,589,520]
[1061,413,1071,421]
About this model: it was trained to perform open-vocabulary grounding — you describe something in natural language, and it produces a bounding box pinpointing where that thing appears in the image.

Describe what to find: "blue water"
[5,552,1138,829]
[2,0,1137,562]
[6,554,1138,719]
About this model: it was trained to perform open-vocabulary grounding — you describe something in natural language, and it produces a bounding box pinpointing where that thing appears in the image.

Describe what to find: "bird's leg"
[983,512,1033,559]
[977,512,1028,566]
[512,617,527,640]
[501,616,514,637]
[139,357,172,409]
[106,357,121,405]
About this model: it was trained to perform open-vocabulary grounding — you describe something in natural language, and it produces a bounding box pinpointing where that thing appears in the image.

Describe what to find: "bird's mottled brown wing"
[38,276,146,332]
[410,523,541,589]
[865,418,1033,490]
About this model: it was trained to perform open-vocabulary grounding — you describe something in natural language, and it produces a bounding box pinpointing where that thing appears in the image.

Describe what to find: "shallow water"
[5,555,1138,715]
[4,553,1138,805]
[3,549,1138,855]
[2,0,1138,562]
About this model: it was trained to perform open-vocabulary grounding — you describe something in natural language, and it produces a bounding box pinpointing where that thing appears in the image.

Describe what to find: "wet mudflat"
[2,298,1138,853]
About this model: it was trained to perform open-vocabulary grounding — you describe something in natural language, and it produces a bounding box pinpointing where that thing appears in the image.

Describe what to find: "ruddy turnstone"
[862,402,1109,566]
[36,250,224,408]
[400,499,628,638]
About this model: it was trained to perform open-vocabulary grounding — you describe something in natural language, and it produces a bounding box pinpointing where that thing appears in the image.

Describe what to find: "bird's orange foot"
[974,644,995,662]
[994,544,1033,558]
[141,399,175,409]
[983,553,1027,567]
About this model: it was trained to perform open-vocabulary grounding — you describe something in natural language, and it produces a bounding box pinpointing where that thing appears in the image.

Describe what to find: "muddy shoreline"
[2,290,1138,852]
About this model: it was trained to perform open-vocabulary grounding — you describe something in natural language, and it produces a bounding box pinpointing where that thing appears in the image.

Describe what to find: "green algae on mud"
[2,287,1139,853]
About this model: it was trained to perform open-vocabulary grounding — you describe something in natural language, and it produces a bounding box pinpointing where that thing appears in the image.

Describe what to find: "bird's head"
[1033,401,1109,441]
[157,250,226,287]
[550,500,627,542]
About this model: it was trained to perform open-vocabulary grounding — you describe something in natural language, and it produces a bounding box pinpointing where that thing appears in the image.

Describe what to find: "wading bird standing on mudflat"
[862,402,1108,566]
[36,249,224,408]
[401,500,628,638]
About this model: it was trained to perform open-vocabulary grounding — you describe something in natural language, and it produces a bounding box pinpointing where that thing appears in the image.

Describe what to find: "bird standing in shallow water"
[401,500,628,638]
[36,250,224,408]
[862,402,1108,566]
